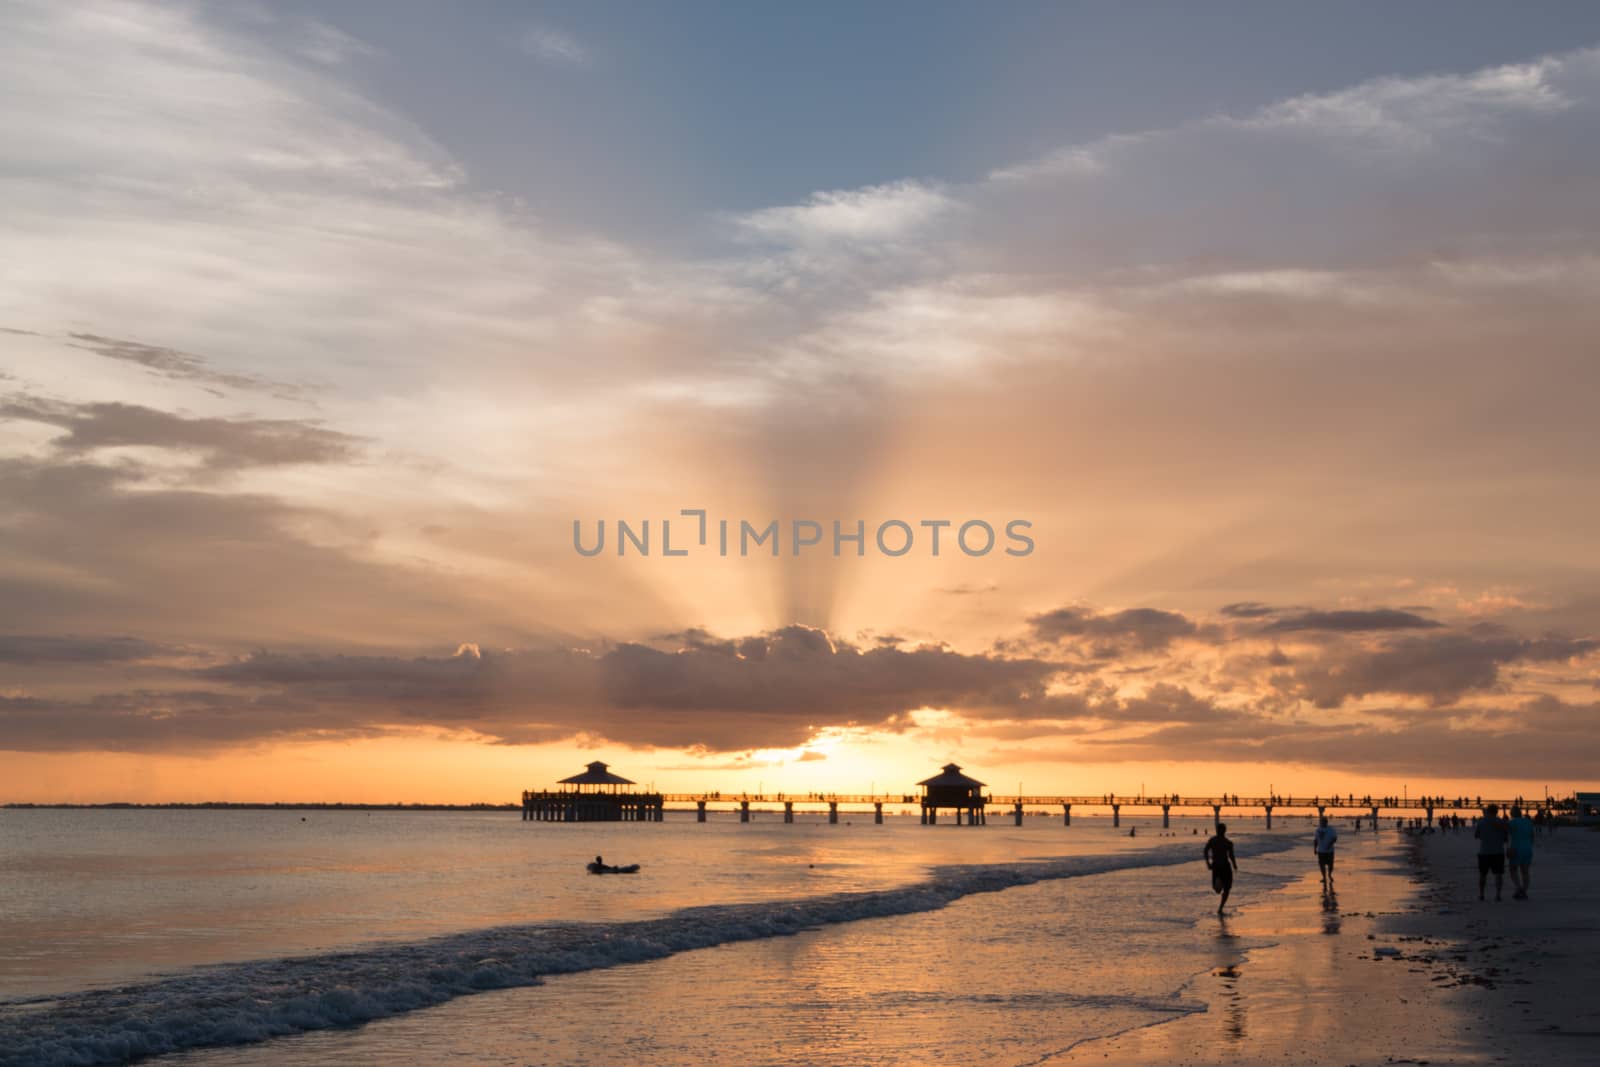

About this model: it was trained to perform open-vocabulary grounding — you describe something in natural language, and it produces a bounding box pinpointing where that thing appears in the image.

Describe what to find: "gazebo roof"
[558,760,636,786]
[917,762,986,788]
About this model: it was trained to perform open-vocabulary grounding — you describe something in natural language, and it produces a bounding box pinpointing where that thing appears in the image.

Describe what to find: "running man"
[1314,815,1339,887]
[1204,823,1238,913]
[1474,804,1510,902]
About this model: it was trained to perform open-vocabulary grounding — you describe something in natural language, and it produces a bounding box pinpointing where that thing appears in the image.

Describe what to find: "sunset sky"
[3,1,1599,803]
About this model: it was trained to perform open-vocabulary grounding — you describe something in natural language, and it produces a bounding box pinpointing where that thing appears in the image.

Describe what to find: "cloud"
[66,333,306,399]
[1235,56,1573,146]
[999,696,1600,781]
[112,624,1063,753]
[519,26,589,66]
[1291,632,1597,708]
[1029,606,1197,650]
[1265,609,1443,633]
[0,397,362,471]
[993,47,1591,186]
[0,451,479,648]
[736,181,955,244]
[1220,601,1276,618]
[5,597,1598,773]
[0,634,168,664]
[0,690,389,753]
[296,20,377,66]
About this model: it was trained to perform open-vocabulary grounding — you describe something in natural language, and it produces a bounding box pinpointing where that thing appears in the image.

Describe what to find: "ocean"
[0,809,1377,1066]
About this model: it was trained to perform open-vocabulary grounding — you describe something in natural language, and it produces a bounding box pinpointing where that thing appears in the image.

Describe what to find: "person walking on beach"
[1507,805,1534,900]
[1313,815,1338,887]
[1205,823,1238,914]
[1474,804,1510,902]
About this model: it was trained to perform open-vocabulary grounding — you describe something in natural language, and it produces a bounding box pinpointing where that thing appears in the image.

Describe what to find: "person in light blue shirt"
[1507,806,1535,900]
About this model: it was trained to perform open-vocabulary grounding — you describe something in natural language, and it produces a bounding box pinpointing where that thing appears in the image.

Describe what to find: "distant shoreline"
[2,802,519,811]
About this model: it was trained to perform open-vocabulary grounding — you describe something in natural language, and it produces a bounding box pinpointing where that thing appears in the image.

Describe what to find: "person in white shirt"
[1313,816,1339,887]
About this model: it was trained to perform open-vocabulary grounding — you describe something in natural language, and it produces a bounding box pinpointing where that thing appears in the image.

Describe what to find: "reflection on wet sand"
[1320,887,1341,935]
[1211,915,1247,1041]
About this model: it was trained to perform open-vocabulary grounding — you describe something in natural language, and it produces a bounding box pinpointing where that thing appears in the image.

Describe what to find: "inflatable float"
[586,861,640,874]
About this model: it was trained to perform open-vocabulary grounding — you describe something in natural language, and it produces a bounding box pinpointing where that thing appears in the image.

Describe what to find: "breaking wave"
[0,837,1296,1066]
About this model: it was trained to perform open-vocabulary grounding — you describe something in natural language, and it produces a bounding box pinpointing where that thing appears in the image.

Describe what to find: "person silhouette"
[1474,805,1510,901]
[1506,806,1534,900]
[1314,815,1339,887]
[1205,823,1238,914]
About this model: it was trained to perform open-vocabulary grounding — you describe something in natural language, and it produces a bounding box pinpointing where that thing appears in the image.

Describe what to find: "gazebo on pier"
[522,761,664,822]
[918,763,989,825]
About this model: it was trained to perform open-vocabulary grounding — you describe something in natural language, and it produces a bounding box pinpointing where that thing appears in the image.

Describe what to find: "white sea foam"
[0,837,1296,1067]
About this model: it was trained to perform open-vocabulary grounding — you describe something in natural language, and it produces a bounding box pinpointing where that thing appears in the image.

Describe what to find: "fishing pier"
[524,761,1567,826]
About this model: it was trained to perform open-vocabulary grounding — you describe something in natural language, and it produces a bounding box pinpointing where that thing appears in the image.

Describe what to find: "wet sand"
[1051,826,1600,1066]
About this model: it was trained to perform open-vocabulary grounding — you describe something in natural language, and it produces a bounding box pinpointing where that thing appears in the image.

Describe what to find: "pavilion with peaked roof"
[917,762,989,825]
[558,761,636,793]
[522,761,663,822]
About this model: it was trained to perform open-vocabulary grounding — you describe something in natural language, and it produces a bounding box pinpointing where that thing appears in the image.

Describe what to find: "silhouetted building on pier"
[521,761,664,822]
[918,763,988,825]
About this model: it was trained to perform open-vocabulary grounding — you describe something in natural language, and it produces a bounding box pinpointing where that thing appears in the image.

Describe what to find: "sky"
[2,1,1599,803]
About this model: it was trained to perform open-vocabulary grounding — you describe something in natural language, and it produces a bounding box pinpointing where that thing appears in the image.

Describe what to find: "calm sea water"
[0,809,1385,1066]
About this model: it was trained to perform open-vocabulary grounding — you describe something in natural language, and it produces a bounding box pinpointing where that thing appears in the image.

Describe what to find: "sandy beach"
[1053,825,1600,1066]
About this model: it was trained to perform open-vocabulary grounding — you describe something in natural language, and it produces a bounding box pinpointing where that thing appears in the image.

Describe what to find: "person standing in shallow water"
[1205,823,1238,913]
[1313,815,1339,887]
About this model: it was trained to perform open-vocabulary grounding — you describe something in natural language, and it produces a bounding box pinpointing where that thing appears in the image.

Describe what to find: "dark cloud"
[1029,606,1197,650]
[997,697,1600,781]
[0,453,473,647]
[1292,633,1598,708]
[0,690,391,753]
[0,326,40,336]
[162,625,1064,753]
[0,397,361,471]
[3,520,1597,772]
[0,635,167,664]
[66,332,305,399]
[1265,609,1442,633]
[655,628,740,655]
[1220,601,1276,618]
